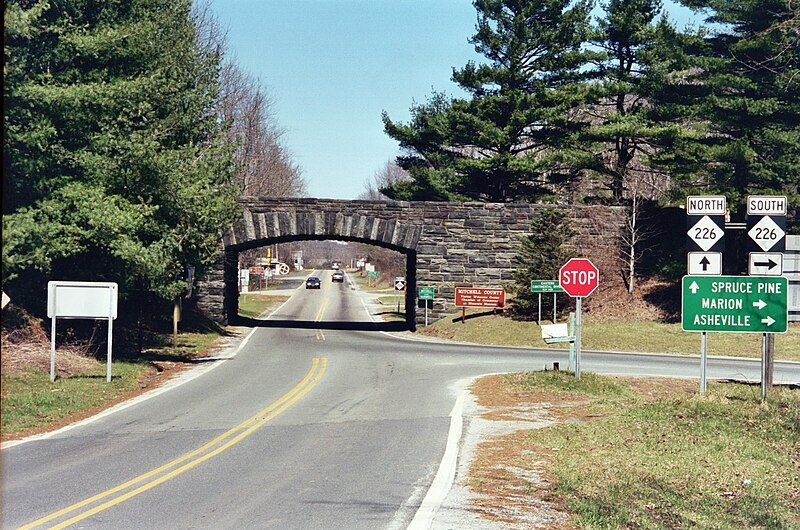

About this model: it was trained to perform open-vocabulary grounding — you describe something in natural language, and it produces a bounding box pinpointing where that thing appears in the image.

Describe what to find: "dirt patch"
[1,313,98,376]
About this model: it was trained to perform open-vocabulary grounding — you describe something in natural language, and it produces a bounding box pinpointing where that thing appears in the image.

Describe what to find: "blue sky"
[209,1,698,200]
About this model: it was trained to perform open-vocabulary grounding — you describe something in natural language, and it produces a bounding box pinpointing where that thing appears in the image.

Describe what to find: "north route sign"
[682,276,788,333]
[686,195,726,253]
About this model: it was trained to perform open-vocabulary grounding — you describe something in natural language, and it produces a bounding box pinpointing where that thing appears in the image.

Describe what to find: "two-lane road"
[3,270,799,528]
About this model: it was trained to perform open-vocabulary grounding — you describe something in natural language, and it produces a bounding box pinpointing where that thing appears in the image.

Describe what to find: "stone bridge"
[195,198,623,329]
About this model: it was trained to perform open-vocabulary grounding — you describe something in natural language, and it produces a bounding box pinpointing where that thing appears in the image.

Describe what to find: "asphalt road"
[3,270,799,529]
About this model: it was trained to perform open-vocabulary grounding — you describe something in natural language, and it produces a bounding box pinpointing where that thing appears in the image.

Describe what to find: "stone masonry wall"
[195,198,624,326]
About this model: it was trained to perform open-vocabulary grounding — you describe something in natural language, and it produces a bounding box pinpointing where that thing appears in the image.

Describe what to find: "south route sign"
[681,276,788,333]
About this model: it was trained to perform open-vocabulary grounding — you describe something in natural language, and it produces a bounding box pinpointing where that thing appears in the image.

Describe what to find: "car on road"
[332,271,344,283]
[331,262,340,270]
[305,276,321,289]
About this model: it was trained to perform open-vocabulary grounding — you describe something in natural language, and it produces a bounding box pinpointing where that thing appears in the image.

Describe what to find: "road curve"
[3,270,798,529]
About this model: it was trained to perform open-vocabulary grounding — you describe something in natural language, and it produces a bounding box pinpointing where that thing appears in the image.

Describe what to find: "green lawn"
[418,309,800,361]
[2,322,228,439]
[238,293,289,318]
[1,362,150,436]
[503,371,800,529]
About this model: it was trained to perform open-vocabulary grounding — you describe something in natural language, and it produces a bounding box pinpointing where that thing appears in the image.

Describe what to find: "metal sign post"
[700,331,708,395]
[47,281,118,383]
[558,259,599,381]
[418,286,435,327]
[575,297,582,381]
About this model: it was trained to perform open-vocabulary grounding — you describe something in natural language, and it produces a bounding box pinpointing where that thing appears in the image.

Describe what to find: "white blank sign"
[47,281,118,319]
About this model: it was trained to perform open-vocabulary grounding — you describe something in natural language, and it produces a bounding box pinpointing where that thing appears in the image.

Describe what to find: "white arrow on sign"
[761,316,775,326]
[689,281,699,294]
[753,299,767,310]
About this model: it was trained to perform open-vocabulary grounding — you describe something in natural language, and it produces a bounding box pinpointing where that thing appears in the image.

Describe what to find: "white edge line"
[376,329,800,366]
[1,272,315,450]
[407,385,467,530]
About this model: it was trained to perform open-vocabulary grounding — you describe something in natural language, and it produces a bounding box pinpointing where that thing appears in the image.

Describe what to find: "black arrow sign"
[754,259,778,269]
[699,256,711,271]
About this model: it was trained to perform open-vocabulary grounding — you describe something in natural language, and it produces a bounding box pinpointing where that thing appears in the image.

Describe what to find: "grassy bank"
[1,309,229,439]
[419,309,800,361]
[490,372,800,528]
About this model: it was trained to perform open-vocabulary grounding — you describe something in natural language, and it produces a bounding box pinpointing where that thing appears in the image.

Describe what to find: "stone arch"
[220,205,423,329]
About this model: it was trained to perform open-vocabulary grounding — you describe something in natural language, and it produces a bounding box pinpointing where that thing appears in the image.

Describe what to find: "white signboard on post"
[47,281,118,383]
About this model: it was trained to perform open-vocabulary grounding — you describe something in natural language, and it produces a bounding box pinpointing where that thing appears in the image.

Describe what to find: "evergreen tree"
[509,206,574,319]
[3,0,237,310]
[383,0,595,202]
[575,0,669,202]
[651,0,800,214]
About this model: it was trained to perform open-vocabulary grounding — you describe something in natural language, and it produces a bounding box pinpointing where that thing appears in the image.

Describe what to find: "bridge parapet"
[196,198,624,327]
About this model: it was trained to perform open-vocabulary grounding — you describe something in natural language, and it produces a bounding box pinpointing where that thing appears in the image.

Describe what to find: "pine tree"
[651,0,800,214]
[383,0,595,202]
[509,206,574,319]
[3,0,237,310]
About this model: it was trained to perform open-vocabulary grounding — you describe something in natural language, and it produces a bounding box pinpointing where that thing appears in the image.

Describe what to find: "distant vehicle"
[332,270,344,283]
[331,262,340,270]
[306,276,321,289]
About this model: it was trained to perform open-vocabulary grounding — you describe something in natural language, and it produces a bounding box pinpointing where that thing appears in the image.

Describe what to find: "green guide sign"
[530,280,565,293]
[418,286,436,300]
[681,276,788,333]
[367,270,380,278]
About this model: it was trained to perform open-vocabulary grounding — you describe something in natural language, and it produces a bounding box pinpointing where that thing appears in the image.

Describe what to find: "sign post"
[455,287,505,324]
[418,286,435,326]
[47,281,118,383]
[747,195,787,400]
[530,280,564,325]
[394,277,406,314]
[559,259,600,380]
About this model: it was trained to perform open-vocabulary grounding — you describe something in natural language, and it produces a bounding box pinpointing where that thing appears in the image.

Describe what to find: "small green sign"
[530,280,565,293]
[682,275,788,333]
[418,286,436,300]
[367,270,380,278]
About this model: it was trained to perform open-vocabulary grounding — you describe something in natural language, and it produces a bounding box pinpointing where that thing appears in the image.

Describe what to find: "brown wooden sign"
[455,287,505,308]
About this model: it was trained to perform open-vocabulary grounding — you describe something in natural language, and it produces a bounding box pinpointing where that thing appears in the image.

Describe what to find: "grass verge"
[237,293,289,318]
[1,308,230,440]
[472,372,800,529]
[418,309,800,361]
[1,362,150,436]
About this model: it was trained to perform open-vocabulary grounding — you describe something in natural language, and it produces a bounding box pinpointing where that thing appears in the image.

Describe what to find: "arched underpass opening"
[224,235,417,331]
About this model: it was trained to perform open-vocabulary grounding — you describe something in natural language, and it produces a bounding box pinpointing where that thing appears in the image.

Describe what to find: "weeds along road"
[3,270,799,529]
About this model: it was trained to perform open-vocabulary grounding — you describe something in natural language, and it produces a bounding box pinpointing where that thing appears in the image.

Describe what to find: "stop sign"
[559,258,599,297]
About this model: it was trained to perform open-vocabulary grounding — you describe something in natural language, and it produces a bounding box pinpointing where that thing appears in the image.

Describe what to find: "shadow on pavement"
[232,316,411,332]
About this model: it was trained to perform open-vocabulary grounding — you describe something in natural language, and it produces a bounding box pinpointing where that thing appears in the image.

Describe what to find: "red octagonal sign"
[559,258,599,298]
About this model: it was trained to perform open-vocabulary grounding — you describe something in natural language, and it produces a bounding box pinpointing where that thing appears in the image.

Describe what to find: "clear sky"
[209,1,698,200]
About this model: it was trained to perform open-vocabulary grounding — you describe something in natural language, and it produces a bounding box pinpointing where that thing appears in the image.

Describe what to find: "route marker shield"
[687,216,724,252]
[748,215,785,252]
[681,275,788,333]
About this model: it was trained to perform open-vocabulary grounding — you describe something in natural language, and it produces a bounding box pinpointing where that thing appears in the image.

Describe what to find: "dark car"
[306,276,321,289]
[332,271,344,283]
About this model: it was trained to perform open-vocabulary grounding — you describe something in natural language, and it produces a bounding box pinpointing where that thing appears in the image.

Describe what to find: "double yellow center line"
[315,273,330,341]
[21,357,327,529]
